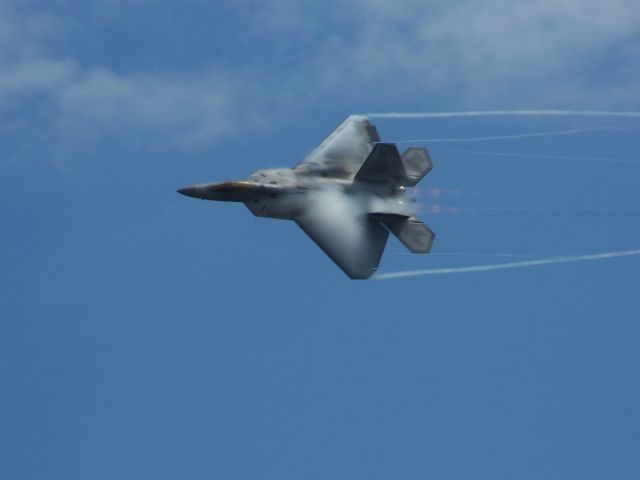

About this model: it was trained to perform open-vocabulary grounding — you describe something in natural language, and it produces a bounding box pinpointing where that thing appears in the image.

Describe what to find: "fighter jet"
[178,115,435,279]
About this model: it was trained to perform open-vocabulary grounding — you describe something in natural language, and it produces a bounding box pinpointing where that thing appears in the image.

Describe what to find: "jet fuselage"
[178,168,408,220]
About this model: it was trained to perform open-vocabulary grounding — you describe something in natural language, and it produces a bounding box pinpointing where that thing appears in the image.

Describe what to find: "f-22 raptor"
[178,116,435,279]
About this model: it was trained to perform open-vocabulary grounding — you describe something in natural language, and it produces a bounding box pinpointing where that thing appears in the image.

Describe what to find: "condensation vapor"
[392,252,540,258]
[454,206,640,212]
[364,110,640,119]
[306,187,412,223]
[302,187,412,267]
[374,249,640,280]
[304,188,364,247]
[430,147,638,164]
[388,124,640,144]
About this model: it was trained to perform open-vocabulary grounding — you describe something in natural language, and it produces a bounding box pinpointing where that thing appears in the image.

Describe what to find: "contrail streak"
[393,252,540,258]
[388,124,640,143]
[455,206,640,212]
[430,147,638,164]
[365,110,640,119]
[374,249,640,280]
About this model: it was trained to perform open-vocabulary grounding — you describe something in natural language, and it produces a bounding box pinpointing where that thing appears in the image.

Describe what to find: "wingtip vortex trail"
[363,110,640,119]
[374,248,640,280]
[386,124,640,144]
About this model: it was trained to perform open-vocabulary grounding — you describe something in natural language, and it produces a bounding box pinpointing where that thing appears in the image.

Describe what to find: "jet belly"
[245,172,349,220]
[244,187,308,219]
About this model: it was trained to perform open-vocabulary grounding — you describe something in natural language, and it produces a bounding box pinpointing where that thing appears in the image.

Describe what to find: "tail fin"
[354,144,433,186]
[400,147,432,186]
[354,143,406,184]
[369,213,435,253]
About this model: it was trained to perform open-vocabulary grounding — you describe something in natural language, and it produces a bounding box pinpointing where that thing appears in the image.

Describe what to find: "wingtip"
[348,114,370,122]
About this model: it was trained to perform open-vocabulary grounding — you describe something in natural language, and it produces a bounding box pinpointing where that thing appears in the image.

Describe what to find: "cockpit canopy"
[246,168,297,185]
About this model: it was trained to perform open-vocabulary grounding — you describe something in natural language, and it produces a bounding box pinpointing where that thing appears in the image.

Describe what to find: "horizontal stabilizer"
[370,213,435,253]
[401,147,433,186]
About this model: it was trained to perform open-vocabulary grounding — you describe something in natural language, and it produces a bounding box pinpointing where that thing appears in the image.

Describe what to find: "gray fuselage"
[178,167,412,220]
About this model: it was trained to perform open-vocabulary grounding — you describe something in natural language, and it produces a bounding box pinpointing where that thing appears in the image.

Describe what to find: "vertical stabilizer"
[401,147,432,186]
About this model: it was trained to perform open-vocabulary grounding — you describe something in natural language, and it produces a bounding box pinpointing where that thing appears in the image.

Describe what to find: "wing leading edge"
[294,116,380,179]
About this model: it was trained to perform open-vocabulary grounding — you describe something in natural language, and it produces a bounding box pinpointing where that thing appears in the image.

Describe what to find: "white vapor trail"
[430,147,637,164]
[456,206,640,212]
[374,249,640,280]
[389,124,640,143]
[365,110,640,119]
[393,252,540,258]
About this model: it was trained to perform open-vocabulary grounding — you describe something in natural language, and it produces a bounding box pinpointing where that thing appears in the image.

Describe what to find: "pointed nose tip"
[177,186,198,198]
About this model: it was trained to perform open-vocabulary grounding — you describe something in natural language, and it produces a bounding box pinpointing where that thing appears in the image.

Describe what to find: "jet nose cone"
[177,186,199,198]
[177,181,258,201]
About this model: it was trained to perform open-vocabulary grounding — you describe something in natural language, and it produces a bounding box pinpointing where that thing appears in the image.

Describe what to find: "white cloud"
[0,58,77,100]
[254,0,640,107]
[1,0,639,171]
[56,67,244,146]
[0,1,260,171]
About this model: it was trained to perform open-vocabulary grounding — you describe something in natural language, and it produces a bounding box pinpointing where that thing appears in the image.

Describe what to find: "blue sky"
[2,1,640,478]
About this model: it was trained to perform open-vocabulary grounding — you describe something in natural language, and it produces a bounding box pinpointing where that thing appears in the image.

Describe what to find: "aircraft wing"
[295,191,389,279]
[294,116,380,179]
